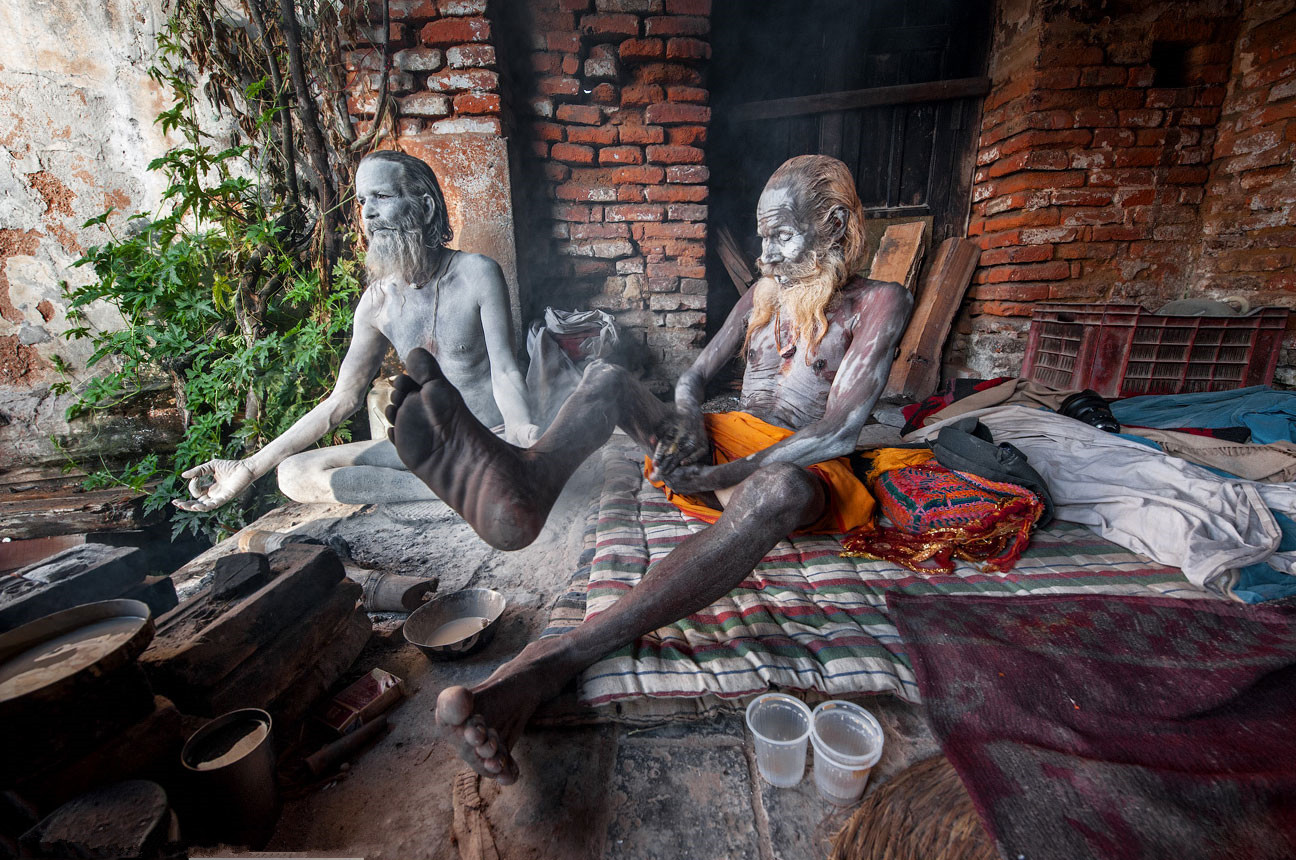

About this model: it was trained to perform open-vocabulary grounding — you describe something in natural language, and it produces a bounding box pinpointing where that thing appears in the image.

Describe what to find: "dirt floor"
[191,422,940,860]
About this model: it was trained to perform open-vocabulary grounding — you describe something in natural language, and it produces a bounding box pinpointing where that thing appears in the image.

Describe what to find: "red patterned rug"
[889,593,1296,860]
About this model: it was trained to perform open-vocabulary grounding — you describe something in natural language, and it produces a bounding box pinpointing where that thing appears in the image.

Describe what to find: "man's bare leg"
[387,347,670,550]
[436,462,826,783]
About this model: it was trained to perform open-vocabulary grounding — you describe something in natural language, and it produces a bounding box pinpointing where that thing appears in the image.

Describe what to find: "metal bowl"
[0,598,154,711]
[404,588,506,660]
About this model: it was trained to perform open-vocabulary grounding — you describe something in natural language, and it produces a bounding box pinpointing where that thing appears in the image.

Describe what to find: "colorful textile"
[548,442,1203,707]
[842,463,1045,574]
[644,410,874,535]
[891,592,1296,860]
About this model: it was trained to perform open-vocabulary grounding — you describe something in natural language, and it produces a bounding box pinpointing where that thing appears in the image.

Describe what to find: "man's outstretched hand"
[172,459,255,512]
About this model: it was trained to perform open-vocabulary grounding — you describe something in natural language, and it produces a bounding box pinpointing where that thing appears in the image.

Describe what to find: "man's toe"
[406,347,444,386]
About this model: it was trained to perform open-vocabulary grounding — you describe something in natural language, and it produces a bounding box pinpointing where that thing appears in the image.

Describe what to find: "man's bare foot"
[386,348,549,550]
[436,686,522,784]
[434,638,575,784]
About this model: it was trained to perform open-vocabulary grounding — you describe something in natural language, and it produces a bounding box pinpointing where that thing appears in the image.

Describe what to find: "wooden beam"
[885,237,982,401]
[0,486,155,540]
[868,221,927,291]
[731,77,991,123]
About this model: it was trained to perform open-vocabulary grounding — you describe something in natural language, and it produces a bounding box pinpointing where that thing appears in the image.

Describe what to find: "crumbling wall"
[951,0,1296,386]
[0,0,182,474]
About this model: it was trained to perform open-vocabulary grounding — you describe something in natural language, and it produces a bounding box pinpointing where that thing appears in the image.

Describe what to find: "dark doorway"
[706,0,993,333]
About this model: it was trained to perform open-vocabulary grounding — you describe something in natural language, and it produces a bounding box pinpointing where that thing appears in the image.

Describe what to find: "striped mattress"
[543,440,1208,706]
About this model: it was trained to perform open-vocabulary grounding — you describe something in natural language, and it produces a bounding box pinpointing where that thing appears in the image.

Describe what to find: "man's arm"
[651,289,754,474]
[470,254,539,446]
[175,292,390,511]
[662,281,912,493]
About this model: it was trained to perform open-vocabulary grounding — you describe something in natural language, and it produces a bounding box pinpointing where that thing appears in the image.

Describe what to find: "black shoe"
[1059,390,1119,433]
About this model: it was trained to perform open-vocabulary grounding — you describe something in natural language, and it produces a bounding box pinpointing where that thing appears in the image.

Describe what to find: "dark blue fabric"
[1111,386,1296,445]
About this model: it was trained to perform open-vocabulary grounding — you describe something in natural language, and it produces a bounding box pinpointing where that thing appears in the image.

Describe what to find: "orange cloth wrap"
[644,411,876,535]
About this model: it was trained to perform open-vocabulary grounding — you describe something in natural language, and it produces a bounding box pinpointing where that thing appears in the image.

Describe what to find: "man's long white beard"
[747,246,848,353]
[365,227,437,286]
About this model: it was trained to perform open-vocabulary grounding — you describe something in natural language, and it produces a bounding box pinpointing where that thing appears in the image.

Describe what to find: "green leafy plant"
[57,8,371,539]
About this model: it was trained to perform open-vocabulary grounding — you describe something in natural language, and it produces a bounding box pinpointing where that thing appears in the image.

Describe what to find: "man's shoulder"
[840,276,913,311]
[450,250,504,278]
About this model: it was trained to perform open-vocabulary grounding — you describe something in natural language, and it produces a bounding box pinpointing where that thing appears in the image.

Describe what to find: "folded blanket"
[1111,385,1296,445]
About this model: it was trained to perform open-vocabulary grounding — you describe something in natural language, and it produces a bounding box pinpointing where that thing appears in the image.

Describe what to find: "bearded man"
[176,150,539,511]
[384,154,913,783]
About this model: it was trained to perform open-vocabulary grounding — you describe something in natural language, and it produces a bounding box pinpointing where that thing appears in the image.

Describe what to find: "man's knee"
[576,359,629,400]
[276,450,325,502]
[728,462,822,527]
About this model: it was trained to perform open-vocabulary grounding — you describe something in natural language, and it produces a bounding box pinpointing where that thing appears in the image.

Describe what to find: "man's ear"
[422,193,438,225]
[826,205,849,243]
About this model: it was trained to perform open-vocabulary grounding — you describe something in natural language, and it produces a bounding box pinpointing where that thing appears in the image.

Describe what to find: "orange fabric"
[644,411,875,535]
[855,447,936,483]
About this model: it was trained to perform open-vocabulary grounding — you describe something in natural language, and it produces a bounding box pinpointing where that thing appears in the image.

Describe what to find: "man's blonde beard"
[746,250,848,356]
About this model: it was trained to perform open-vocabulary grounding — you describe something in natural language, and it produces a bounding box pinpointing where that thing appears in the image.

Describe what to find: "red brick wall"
[343,0,712,384]
[517,0,713,381]
[1200,0,1296,384]
[952,0,1296,387]
[345,0,505,136]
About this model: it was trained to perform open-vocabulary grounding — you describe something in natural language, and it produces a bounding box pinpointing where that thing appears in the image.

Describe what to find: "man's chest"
[377,290,485,363]
[745,317,855,388]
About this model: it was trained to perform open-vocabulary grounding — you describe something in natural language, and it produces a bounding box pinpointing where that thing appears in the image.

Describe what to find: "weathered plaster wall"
[0,0,181,474]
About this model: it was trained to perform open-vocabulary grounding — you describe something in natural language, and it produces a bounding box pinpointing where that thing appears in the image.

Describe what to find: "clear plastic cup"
[745,692,813,788]
[809,701,884,805]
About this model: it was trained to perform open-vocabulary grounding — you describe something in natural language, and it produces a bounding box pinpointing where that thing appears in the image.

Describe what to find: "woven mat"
[542,441,1206,708]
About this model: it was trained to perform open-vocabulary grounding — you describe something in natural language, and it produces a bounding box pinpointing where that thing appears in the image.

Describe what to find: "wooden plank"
[868,221,928,290]
[197,580,363,717]
[269,607,374,726]
[142,544,345,692]
[885,237,981,400]
[731,76,990,123]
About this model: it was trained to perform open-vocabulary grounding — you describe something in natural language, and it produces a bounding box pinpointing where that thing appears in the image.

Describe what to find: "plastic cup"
[809,701,884,805]
[745,692,813,788]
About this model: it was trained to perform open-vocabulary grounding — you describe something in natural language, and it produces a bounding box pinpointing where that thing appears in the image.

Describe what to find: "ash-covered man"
[384,154,913,783]
[176,151,540,511]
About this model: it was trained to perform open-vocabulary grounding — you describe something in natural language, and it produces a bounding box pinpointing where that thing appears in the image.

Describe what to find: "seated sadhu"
[385,154,913,783]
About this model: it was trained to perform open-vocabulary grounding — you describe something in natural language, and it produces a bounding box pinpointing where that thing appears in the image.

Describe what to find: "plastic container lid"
[809,701,884,768]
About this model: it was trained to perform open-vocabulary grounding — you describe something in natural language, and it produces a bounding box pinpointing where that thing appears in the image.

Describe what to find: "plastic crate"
[1021,302,1289,398]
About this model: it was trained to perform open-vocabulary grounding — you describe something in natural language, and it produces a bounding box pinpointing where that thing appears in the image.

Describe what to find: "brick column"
[521,0,712,384]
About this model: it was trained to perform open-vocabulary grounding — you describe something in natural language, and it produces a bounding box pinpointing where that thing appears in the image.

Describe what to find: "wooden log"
[269,607,374,726]
[196,580,362,717]
[0,486,154,540]
[2,662,156,784]
[19,779,171,860]
[868,221,927,291]
[885,238,982,401]
[731,77,991,123]
[141,544,345,693]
